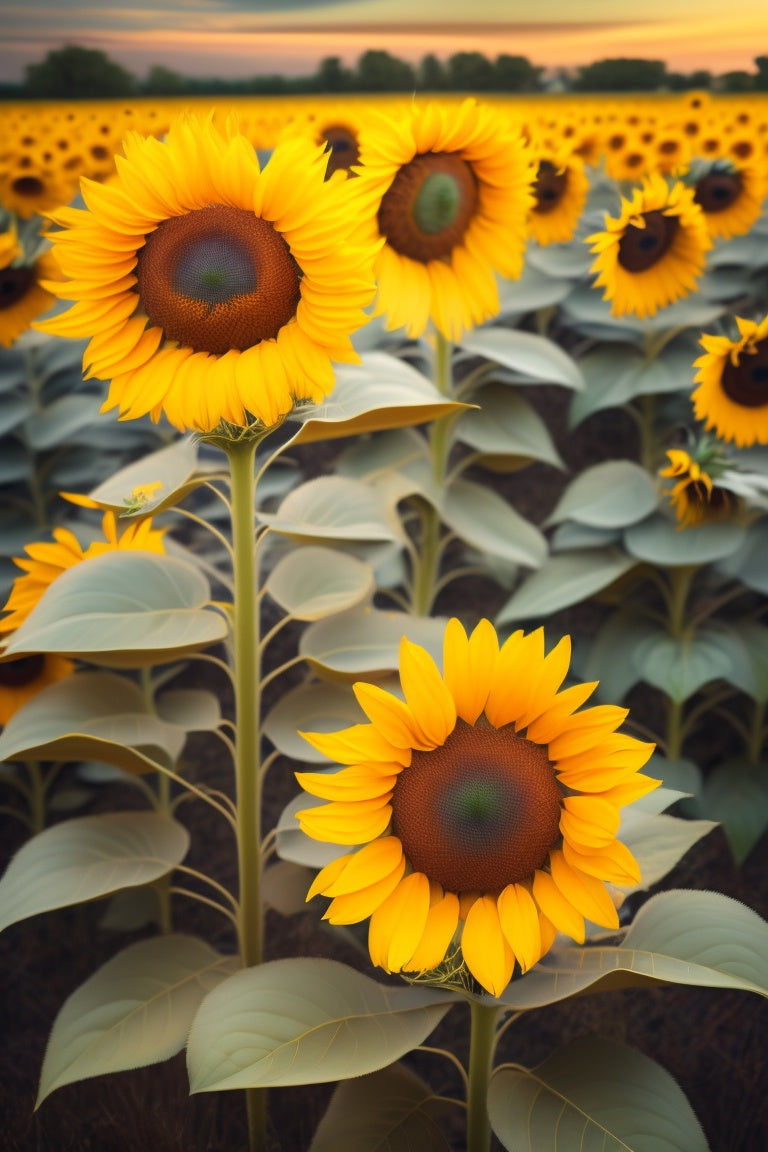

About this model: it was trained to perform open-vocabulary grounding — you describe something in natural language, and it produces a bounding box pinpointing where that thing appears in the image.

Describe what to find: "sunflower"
[35,114,377,434]
[528,148,589,246]
[1,511,166,635]
[0,653,74,726]
[659,447,733,529]
[0,163,74,219]
[0,228,60,348]
[586,173,711,319]
[296,619,658,997]
[692,314,768,446]
[352,98,535,341]
[690,159,766,241]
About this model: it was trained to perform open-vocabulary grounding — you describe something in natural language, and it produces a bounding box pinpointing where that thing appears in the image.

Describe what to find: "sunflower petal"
[461,894,514,996]
[368,872,431,972]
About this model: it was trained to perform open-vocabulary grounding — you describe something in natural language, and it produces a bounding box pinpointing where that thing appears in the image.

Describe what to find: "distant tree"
[688,70,713,90]
[418,54,446,91]
[446,51,495,91]
[315,56,351,93]
[754,56,768,91]
[573,57,668,92]
[25,45,136,99]
[494,54,543,92]
[718,70,754,92]
[355,50,415,92]
[143,65,186,96]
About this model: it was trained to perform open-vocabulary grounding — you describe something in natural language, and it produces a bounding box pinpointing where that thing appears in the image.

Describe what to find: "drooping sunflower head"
[1,511,166,636]
[528,147,589,247]
[0,652,74,726]
[353,99,536,341]
[586,172,711,319]
[688,158,767,241]
[659,444,734,530]
[35,114,378,434]
[296,619,658,997]
[692,314,768,447]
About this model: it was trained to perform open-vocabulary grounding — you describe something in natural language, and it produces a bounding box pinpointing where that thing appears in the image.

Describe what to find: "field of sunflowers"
[1,89,768,1152]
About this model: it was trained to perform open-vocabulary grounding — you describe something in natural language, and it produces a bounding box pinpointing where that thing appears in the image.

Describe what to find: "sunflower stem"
[224,435,268,1152]
[747,699,766,765]
[466,1000,498,1152]
[411,332,454,615]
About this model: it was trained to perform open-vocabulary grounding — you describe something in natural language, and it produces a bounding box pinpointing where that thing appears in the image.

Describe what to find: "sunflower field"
[1,89,768,1152]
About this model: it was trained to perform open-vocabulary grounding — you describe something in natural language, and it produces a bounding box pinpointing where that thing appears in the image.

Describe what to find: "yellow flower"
[0,653,74,726]
[587,173,711,319]
[0,231,60,348]
[296,619,658,997]
[692,315,768,446]
[659,447,732,529]
[528,148,589,247]
[1,511,166,635]
[691,160,767,241]
[354,98,535,341]
[36,114,377,434]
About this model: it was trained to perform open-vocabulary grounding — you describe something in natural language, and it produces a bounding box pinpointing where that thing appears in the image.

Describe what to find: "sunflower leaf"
[453,384,565,471]
[459,328,583,389]
[82,436,201,516]
[496,548,637,624]
[0,811,189,933]
[259,476,401,543]
[309,1062,452,1152]
[545,460,658,529]
[441,480,547,568]
[187,958,453,1091]
[265,546,374,621]
[699,761,768,865]
[37,934,236,1106]
[263,681,363,762]
[488,1036,708,1152]
[624,513,745,567]
[300,607,447,678]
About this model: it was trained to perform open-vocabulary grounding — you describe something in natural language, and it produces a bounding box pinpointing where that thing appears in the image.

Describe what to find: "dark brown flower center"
[0,266,35,311]
[11,176,44,199]
[377,152,478,263]
[617,210,679,273]
[722,339,768,408]
[533,161,567,214]
[136,204,301,355]
[391,719,562,894]
[0,654,45,688]
[694,172,742,214]
[320,124,360,178]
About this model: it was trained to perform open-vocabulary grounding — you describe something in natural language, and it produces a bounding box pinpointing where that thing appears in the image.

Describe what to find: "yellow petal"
[532,870,585,943]
[325,855,407,924]
[598,774,662,808]
[562,838,641,886]
[296,798,392,845]
[354,682,432,751]
[368,872,431,971]
[323,836,404,896]
[402,891,460,971]
[497,883,542,973]
[547,705,629,759]
[295,765,398,802]
[443,617,498,725]
[299,723,411,767]
[484,629,542,729]
[549,849,619,930]
[560,796,620,850]
[514,635,572,732]
[398,636,456,747]
[307,853,352,900]
[461,894,514,996]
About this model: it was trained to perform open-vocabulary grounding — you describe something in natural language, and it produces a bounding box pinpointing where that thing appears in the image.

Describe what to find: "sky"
[1,0,766,83]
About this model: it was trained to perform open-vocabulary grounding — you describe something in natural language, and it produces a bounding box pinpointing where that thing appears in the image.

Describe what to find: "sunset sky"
[1,0,765,83]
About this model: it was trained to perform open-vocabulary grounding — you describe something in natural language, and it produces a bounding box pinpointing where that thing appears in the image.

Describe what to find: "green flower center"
[617,209,679,273]
[391,719,563,894]
[377,152,478,263]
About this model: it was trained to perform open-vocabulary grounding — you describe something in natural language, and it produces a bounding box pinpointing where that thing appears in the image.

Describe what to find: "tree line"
[2,45,768,101]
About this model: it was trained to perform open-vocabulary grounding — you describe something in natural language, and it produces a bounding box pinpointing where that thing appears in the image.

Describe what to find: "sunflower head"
[528,147,589,246]
[692,314,768,446]
[354,99,535,341]
[586,173,711,319]
[688,158,767,241]
[659,442,734,529]
[0,219,60,348]
[0,652,74,726]
[296,619,658,997]
[35,115,378,434]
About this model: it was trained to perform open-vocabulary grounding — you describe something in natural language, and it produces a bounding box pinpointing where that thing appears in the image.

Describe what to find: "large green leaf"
[442,480,547,568]
[309,1062,452,1152]
[265,546,374,621]
[83,437,202,516]
[724,622,768,701]
[624,514,745,567]
[0,392,31,436]
[187,958,452,1091]
[700,760,768,865]
[0,812,189,932]
[300,608,446,678]
[459,328,583,389]
[2,550,228,666]
[24,394,102,450]
[497,548,637,624]
[263,680,363,762]
[496,263,572,316]
[570,340,700,426]
[546,461,657,530]
[453,384,564,471]
[633,622,740,702]
[287,353,468,444]
[259,476,401,543]
[339,427,429,483]
[37,934,237,1105]
[0,670,185,775]
[488,1036,708,1152]
[715,518,768,594]
[618,808,715,894]
[498,889,768,1009]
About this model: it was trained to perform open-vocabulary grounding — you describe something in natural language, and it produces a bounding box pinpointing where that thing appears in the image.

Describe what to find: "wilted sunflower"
[690,159,766,241]
[0,653,74,726]
[528,148,589,246]
[0,226,60,348]
[692,314,768,446]
[660,447,733,529]
[296,619,658,997]
[353,98,535,341]
[36,115,377,433]
[587,173,711,319]
[1,511,166,634]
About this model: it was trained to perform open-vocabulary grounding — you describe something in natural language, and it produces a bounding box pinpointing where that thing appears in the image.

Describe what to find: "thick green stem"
[411,333,454,616]
[466,1001,498,1152]
[27,761,47,836]
[225,437,266,1152]
[747,699,766,765]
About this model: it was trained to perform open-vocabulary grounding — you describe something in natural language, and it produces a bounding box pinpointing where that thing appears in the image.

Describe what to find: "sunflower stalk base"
[466,1000,498,1152]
